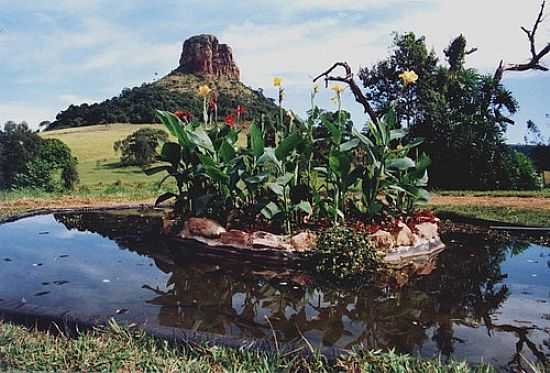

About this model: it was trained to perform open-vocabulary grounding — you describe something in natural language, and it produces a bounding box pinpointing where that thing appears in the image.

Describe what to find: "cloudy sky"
[0,0,548,143]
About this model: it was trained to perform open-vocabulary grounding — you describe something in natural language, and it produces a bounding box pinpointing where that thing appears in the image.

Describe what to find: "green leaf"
[293,200,312,215]
[261,202,281,220]
[219,140,235,163]
[267,182,284,196]
[339,138,360,152]
[352,127,375,148]
[324,120,342,145]
[249,121,264,158]
[154,192,177,207]
[387,157,415,171]
[275,133,301,160]
[160,142,181,164]
[276,172,294,186]
[389,129,408,141]
[258,147,282,171]
[156,110,187,145]
[144,165,172,176]
[244,173,269,184]
[186,126,214,153]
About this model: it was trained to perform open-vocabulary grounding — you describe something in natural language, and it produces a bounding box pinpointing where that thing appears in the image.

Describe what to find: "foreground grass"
[0,321,493,373]
[432,204,550,227]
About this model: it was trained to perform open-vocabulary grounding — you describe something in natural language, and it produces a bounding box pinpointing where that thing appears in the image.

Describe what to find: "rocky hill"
[46,35,278,131]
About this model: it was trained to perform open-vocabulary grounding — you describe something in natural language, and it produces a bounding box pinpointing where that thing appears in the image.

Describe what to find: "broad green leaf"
[387,157,415,171]
[275,133,301,160]
[144,165,172,176]
[258,147,282,171]
[339,138,360,152]
[352,127,375,148]
[244,173,269,184]
[249,121,264,158]
[389,129,408,141]
[154,192,177,207]
[276,172,294,186]
[267,182,284,196]
[160,142,181,164]
[293,200,312,215]
[186,126,214,153]
[219,140,235,163]
[261,202,281,220]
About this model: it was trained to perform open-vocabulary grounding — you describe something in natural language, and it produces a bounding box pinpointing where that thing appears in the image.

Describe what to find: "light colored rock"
[182,217,226,239]
[251,231,292,251]
[289,231,317,252]
[415,222,439,241]
[219,230,251,249]
[368,230,396,251]
[395,222,418,247]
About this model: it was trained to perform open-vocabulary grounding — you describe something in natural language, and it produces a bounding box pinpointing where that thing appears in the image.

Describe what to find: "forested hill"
[45,34,279,131]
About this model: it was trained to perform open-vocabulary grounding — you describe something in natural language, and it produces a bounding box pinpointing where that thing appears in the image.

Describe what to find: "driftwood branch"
[495,1,550,81]
[313,62,379,124]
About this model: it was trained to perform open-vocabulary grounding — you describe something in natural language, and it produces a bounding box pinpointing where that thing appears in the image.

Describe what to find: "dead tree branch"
[313,62,379,124]
[495,0,550,81]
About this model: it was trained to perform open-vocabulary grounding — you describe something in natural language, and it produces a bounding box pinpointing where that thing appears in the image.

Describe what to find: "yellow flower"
[197,84,211,97]
[273,77,283,87]
[331,83,345,94]
[399,70,418,86]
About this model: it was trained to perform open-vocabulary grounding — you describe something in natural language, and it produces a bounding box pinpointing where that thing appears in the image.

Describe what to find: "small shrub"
[313,226,380,284]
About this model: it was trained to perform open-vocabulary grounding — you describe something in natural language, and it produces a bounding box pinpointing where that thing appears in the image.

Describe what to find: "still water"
[0,210,548,370]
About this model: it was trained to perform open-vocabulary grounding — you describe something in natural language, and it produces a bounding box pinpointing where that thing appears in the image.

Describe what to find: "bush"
[0,122,79,191]
[313,226,380,284]
[503,151,541,190]
[113,128,168,167]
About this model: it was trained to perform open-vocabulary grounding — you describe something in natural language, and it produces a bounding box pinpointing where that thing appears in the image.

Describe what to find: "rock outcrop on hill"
[46,34,278,131]
[177,34,240,81]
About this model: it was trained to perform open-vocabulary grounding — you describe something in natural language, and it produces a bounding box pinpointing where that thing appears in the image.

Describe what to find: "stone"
[219,229,251,249]
[289,231,317,252]
[395,222,418,247]
[415,222,439,241]
[368,230,396,252]
[178,34,240,80]
[250,231,292,251]
[182,217,226,239]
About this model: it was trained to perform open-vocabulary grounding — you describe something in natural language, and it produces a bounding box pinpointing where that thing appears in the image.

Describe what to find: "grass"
[433,188,550,198]
[41,123,169,186]
[431,204,550,227]
[0,320,495,372]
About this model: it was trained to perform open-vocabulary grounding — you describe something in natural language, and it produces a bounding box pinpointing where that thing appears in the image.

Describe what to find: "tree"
[113,128,168,167]
[0,122,79,191]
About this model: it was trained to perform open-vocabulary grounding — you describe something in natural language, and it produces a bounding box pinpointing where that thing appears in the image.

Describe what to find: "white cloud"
[0,102,57,128]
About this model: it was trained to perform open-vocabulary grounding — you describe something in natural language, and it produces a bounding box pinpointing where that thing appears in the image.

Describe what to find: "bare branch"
[465,47,478,55]
[313,62,379,124]
[496,1,550,80]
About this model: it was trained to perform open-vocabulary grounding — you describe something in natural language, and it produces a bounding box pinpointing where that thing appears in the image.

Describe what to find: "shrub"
[312,226,380,284]
[113,128,168,167]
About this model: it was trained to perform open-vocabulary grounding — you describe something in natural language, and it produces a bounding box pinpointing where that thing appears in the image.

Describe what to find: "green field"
[41,123,170,186]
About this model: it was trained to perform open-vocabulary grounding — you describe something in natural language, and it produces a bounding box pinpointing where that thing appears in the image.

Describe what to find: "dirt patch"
[0,196,153,213]
[431,195,550,210]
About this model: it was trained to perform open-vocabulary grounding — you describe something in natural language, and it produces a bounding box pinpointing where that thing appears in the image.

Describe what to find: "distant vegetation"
[0,121,79,191]
[45,78,280,131]
[360,33,541,190]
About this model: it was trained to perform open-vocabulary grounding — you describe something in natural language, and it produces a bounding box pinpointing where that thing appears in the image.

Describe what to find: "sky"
[0,0,548,144]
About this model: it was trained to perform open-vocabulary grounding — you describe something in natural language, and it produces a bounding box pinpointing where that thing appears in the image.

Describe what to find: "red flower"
[209,97,217,111]
[224,114,236,127]
[175,110,192,122]
[235,105,246,116]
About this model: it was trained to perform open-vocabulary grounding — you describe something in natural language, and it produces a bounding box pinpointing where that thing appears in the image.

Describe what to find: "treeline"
[46,83,279,131]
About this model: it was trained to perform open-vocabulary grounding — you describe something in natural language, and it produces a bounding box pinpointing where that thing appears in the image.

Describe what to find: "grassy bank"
[431,204,550,227]
[0,321,494,372]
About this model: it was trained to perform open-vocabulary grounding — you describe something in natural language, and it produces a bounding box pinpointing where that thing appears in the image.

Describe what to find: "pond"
[0,209,548,370]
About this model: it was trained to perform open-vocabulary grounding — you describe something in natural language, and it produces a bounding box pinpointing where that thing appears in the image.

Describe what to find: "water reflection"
[0,210,547,370]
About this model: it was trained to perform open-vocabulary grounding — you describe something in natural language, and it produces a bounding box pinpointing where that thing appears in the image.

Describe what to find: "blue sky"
[0,0,548,144]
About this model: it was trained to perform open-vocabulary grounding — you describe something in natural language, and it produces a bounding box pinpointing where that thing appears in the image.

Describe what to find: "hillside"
[46,34,278,131]
[41,124,168,186]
